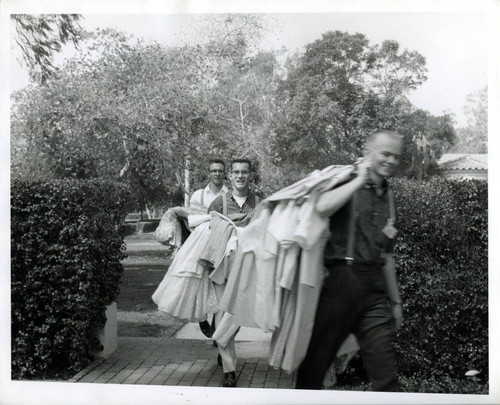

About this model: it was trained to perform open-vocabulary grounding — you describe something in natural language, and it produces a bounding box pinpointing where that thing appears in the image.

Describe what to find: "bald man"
[296,129,403,391]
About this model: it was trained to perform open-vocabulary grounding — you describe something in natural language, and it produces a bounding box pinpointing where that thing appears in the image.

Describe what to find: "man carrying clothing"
[190,159,228,210]
[207,158,259,388]
[190,159,228,338]
[295,129,403,391]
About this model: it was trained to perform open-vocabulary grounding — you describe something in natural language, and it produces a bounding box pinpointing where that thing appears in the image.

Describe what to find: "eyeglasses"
[210,170,225,174]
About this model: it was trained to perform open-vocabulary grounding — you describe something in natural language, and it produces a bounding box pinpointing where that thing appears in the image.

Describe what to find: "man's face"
[208,162,225,187]
[230,162,251,193]
[367,134,402,180]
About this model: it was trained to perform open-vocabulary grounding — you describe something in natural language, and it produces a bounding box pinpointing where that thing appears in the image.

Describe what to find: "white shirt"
[232,194,247,208]
[190,184,228,209]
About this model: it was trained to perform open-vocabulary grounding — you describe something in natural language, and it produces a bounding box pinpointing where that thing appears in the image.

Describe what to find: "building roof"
[438,154,488,171]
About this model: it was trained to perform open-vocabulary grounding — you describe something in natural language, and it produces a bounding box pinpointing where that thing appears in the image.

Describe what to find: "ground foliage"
[11,179,132,379]
[392,177,488,383]
[336,178,488,393]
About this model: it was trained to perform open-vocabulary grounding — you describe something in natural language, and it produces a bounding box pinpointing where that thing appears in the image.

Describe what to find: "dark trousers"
[295,263,399,391]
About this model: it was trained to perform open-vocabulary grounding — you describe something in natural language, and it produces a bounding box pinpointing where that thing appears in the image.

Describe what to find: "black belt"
[325,258,380,267]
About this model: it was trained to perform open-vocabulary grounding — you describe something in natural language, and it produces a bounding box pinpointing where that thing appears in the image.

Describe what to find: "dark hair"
[231,159,252,171]
[208,159,225,170]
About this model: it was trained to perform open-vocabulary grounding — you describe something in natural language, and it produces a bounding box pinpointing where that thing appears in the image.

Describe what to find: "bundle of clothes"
[153,206,243,322]
[152,164,361,385]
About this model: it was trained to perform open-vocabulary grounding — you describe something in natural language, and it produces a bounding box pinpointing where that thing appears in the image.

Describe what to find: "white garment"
[154,205,206,248]
[213,276,240,373]
[190,184,228,209]
[152,221,219,321]
[217,165,360,376]
[232,194,247,208]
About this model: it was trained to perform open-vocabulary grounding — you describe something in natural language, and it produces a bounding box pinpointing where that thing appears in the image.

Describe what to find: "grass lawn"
[116,248,185,337]
[118,260,169,312]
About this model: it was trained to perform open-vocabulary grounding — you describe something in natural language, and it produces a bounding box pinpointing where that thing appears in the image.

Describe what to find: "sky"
[8,12,489,127]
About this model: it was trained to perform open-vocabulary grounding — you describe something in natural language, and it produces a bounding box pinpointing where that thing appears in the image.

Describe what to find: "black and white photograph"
[1,0,499,404]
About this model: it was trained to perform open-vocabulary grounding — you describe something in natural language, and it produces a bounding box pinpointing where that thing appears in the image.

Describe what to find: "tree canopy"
[12,14,83,83]
[269,31,431,176]
[11,18,277,211]
[449,86,487,153]
[11,19,462,213]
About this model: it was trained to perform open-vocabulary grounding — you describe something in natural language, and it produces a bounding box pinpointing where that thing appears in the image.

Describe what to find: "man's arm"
[382,253,403,330]
[315,159,371,218]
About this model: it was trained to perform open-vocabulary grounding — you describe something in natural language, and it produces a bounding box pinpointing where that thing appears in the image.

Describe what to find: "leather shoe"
[222,371,236,387]
[199,320,211,338]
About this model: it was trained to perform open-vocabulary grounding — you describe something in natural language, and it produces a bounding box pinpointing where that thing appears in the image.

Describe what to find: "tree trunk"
[184,165,190,207]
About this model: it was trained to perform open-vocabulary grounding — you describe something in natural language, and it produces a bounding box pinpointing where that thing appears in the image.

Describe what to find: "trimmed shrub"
[398,374,489,394]
[11,179,132,379]
[391,177,488,381]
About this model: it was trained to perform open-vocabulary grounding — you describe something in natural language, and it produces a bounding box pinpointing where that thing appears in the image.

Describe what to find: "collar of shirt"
[364,178,389,195]
[226,190,246,200]
[226,190,255,211]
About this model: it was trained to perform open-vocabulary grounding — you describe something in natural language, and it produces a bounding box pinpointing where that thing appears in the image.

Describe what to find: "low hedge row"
[11,179,132,379]
[11,176,488,385]
[392,177,488,382]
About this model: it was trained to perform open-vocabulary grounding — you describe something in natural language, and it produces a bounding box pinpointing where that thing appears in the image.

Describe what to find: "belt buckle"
[345,257,354,266]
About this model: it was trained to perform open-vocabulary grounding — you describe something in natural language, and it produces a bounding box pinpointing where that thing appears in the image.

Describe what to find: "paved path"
[70,335,296,388]
[70,232,297,389]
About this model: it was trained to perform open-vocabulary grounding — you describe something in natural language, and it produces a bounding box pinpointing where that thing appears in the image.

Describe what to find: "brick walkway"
[69,233,297,389]
[70,336,296,389]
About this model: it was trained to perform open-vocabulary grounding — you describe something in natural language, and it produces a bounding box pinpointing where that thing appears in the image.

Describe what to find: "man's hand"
[392,303,403,330]
[355,157,372,183]
[315,158,370,217]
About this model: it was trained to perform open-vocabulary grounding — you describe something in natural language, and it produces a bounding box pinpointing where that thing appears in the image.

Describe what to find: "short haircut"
[208,159,225,170]
[231,158,252,171]
[365,129,402,149]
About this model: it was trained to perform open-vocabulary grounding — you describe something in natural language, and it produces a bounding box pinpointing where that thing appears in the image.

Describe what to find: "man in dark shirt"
[208,158,258,388]
[295,129,403,391]
[208,159,258,223]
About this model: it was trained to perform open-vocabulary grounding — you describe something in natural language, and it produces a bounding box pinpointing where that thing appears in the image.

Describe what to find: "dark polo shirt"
[207,190,258,228]
[324,179,395,266]
[207,190,257,215]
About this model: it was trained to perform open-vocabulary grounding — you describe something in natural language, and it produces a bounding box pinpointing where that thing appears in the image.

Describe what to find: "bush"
[391,177,488,382]
[398,374,489,394]
[11,179,132,379]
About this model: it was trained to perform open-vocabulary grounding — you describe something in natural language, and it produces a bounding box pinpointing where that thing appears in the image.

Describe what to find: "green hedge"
[392,177,488,382]
[11,179,132,379]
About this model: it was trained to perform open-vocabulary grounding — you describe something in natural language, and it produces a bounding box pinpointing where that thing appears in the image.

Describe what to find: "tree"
[11,29,210,208]
[172,14,283,196]
[367,40,427,98]
[449,87,487,153]
[398,110,456,179]
[11,25,274,212]
[269,31,427,176]
[12,14,83,83]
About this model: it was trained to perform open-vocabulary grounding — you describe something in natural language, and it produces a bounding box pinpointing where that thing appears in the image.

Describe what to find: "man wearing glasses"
[208,158,258,220]
[190,159,228,339]
[189,159,229,210]
[207,158,259,388]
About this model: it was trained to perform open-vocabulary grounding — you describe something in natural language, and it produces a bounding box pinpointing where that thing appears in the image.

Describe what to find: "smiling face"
[365,132,402,182]
[230,161,251,196]
[208,162,225,187]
